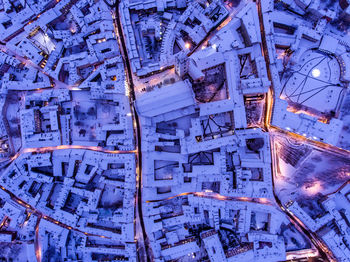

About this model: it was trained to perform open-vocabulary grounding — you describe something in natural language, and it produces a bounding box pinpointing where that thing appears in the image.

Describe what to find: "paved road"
[257,1,336,261]
[113,1,150,261]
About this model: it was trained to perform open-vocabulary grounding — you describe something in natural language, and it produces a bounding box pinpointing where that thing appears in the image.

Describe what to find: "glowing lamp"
[312,68,320,78]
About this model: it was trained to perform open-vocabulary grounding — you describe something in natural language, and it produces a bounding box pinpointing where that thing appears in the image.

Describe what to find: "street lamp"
[311,68,321,78]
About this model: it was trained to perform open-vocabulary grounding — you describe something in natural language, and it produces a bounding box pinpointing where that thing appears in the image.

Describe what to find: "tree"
[87,106,96,116]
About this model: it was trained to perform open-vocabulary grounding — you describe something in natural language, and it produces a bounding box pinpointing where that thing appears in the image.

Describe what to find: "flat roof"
[136,80,195,117]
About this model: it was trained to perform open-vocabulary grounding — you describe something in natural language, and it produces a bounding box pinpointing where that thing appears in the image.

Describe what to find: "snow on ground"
[273,134,350,218]
[133,67,181,98]
[280,50,343,114]
[70,91,119,146]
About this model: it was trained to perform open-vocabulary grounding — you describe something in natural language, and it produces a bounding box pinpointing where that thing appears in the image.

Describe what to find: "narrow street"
[0,185,111,239]
[113,1,150,261]
[146,191,272,205]
[34,215,42,262]
[257,1,336,261]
